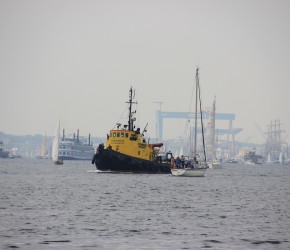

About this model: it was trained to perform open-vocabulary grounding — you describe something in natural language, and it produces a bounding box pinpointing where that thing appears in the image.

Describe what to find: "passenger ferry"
[59,130,94,160]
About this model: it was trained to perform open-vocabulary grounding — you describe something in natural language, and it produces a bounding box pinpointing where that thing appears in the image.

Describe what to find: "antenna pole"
[127,87,137,131]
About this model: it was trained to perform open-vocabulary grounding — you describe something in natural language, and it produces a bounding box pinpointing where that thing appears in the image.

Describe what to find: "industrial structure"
[155,110,242,158]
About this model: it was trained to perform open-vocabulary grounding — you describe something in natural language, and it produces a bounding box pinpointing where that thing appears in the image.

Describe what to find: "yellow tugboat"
[92,87,173,173]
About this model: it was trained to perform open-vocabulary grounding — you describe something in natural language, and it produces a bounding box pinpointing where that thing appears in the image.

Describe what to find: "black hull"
[92,148,171,174]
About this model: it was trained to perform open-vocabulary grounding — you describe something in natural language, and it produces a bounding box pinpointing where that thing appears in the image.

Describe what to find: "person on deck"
[176,156,181,169]
[181,155,185,168]
[171,157,176,169]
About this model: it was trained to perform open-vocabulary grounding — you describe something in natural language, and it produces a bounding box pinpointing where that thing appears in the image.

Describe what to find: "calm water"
[0,158,289,250]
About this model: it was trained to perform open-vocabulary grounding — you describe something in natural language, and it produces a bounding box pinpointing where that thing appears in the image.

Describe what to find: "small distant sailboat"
[35,134,48,159]
[171,68,208,177]
[41,135,47,159]
[267,153,271,164]
[279,152,283,164]
[52,121,63,165]
[266,152,279,164]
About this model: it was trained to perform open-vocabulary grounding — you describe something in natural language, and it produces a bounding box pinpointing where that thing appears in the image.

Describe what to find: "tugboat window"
[113,133,116,137]
[121,133,124,137]
[125,133,128,138]
[117,132,120,137]
[130,134,137,140]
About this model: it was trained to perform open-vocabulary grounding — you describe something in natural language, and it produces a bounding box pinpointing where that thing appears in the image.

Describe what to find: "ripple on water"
[1,160,290,249]
[241,238,286,248]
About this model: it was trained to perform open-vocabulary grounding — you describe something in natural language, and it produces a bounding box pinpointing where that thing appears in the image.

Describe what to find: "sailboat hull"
[54,160,63,165]
[93,147,171,173]
[171,168,207,177]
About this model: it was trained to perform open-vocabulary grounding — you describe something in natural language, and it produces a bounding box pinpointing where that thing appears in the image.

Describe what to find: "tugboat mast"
[127,87,137,131]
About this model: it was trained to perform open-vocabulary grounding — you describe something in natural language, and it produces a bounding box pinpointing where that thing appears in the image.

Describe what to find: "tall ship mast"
[265,119,289,164]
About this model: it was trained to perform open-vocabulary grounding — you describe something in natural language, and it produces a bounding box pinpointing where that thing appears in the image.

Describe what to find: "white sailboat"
[171,68,208,177]
[206,97,222,169]
[41,135,47,158]
[34,134,47,159]
[52,121,63,165]
[171,163,207,177]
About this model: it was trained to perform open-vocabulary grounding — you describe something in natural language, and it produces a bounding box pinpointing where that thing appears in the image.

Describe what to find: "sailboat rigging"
[171,68,208,177]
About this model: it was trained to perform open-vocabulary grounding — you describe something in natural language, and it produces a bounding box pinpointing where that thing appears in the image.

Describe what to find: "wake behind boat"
[92,87,173,173]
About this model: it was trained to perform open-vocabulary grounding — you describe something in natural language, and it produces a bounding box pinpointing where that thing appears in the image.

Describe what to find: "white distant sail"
[267,153,271,163]
[279,152,283,164]
[41,135,46,158]
[52,121,63,164]
[52,137,58,161]
[179,146,183,156]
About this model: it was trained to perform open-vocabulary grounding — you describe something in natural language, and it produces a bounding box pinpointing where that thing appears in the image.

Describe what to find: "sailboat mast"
[194,68,199,157]
[198,73,207,163]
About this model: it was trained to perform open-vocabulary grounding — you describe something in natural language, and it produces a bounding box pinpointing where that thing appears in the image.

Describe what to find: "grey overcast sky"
[0,0,289,144]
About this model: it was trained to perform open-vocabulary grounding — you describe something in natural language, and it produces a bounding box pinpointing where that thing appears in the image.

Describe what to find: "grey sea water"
[0,158,289,250]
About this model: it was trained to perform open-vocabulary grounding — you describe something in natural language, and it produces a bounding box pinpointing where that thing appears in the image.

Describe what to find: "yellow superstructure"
[105,129,160,161]
[103,87,164,162]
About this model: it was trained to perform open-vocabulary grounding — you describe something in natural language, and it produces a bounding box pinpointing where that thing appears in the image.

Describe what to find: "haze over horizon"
[1,0,289,145]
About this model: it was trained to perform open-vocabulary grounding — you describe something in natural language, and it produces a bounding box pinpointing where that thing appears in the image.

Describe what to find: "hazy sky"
[1,0,289,144]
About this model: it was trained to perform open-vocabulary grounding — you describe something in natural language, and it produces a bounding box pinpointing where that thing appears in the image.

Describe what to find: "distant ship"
[244,149,264,164]
[59,129,94,160]
[0,141,9,158]
[265,120,289,165]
